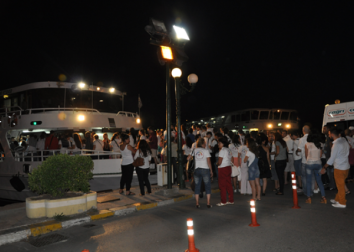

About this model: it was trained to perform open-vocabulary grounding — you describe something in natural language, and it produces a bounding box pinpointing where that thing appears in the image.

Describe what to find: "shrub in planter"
[28,154,94,197]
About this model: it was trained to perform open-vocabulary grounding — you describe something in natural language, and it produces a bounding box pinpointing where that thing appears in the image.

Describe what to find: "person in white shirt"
[192,125,198,136]
[244,138,261,201]
[58,134,75,154]
[296,125,312,196]
[191,134,201,151]
[36,133,46,160]
[238,137,252,195]
[206,123,214,137]
[72,133,83,155]
[216,137,234,206]
[134,140,152,196]
[188,138,213,208]
[229,135,242,193]
[129,128,137,148]
[139,129,147,141]
[119,133,137,196]
[220,127,232,143]
[93,134,104,159]
[321,128,350,208]
[291,131,303,191]
[183,137,193,181]
[282,130,295,185]
[238,130,246,145]
[110,132,121,158]
[200,126,207,138]
[305,130,327,204]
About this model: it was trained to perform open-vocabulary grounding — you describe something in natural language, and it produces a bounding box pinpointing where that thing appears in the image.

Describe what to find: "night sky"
[3,1,353,130]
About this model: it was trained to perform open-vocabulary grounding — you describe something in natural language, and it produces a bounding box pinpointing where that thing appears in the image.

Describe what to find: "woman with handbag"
[229,135,242,193]
[217,137,234,206]
[134,140,152,196]
[188,138,213,208]
[119,133,137,196]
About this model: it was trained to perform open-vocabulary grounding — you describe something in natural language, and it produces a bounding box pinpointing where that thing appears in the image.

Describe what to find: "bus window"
[236,114,241,122]
[231,115,236,123]
[251,110,259,120]
[259,111,269,120]
[273,111,281,120]
[281,112,289,120]
[290,112,298,121]
[241,111,250,121]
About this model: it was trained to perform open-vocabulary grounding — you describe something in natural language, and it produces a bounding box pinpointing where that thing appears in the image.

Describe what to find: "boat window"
[231,115,236,123]
[31,88,65,109]
[235,114,241,122]
[241,111,250,121]
[273,111,281,120]
[289,112,298,121]
[251,110,259,120]
[259,111,269,120]
[281,112,289,120]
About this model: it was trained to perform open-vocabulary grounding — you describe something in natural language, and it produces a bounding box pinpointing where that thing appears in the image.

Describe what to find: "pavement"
[0,174,220,246]
[1,180,353,251]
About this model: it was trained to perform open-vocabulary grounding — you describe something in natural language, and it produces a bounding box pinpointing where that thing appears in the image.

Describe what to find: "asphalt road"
[2,183,354,252]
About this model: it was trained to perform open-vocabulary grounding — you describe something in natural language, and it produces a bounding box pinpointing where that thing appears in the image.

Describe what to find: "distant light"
[243,126,246,129]
[109,87,115,93]
[211,118,215,120]
[3,95,8,99]
[277,110,280,112]
[278,123,282,126]
[335,99,340,104]
[97,87,100,91]
[201,120,203,122]
[78,115,85,121]
[78,82,86,89]
[137,118,141,124]
[33,122,37,126]
[325,104,329,107]
[286,124,291,128]
[221,116,225,118]
[267,124,273,128]
[171,68,182,78]
[99,100,103,102]
[213,121,216,123]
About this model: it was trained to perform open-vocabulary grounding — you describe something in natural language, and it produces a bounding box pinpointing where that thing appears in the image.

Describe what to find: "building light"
[3,95,8,99]
[286,124,291,128]
[267,124,273,128]
[78,115,85,121]
[221,116,225,118]
[109,87,115,93]
[97,87,100,91]
[278,123,282,126]
[78,82,86,89]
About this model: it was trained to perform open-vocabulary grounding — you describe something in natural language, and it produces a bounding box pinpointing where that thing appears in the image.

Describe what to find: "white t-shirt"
[218,147,232,168]
[111,139,121,152]
[204,137,212,153]
[246,151,256,166]
[59,139,74,154]
[192,130,197,136]
[182,144,192,156]
[238,145,249,165]
[129,135,136,148]
[134,149,151,169]
[269,141,276,160]
[36,139,45,151]
[206,128,214,137]
[297,134,308,163]
[200,131,206,138]
[283,135,294,153]
[305,142,322,164]
[191,142,197,151]
[293,139,301,161]
[157,135,161,147]
[140,135,147,141]
[192,148,211,169]
[239,135,245,145]
[229,143,240,158]
[93,139,104,151]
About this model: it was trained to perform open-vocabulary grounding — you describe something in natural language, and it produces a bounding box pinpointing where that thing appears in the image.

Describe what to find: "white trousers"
[240,163,252,194]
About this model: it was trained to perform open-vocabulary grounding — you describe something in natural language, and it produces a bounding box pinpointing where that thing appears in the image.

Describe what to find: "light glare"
[137,118,141,124]
[78,82,86,88]
[78,115,85,121]
[171,68,182,78]
[109,88,115,93]
[173,25,190,40]
[160,46,173,60]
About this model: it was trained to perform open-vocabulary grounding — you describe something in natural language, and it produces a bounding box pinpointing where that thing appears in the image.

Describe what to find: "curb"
[0,193,199,246]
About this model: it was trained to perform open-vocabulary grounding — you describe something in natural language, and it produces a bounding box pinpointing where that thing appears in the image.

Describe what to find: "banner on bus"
[325,101,354,123]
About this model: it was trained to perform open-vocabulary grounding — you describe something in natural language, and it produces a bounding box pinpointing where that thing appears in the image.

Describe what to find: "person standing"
[244,138,261,200]
[274,132,288,195]
[238,135,253,195]
[189,138,213,208]
[187,128,196,143]
[102,133,111,159]
[129,128,137,148]
[134,140,152,196]
[216,137,234,206]
[93,134,104,159]
[268,132,279,191]
[296,125,311,195]
[111,132,121,158]
[229,135,242,193]
[282,130,295,185]
[304,130,327,204]
[119,133,137,196]
[321,128,350,208]
[182,137,193,181]
[258,134,271,196]
[322,125,336,190]
[292,131,303,191]
[45,130,59,153]
[147,127,159,167]
[138,129,147,141]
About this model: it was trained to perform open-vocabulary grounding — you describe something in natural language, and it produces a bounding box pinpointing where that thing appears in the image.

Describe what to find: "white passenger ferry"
[187,108,300,133]
[0,82,141,201]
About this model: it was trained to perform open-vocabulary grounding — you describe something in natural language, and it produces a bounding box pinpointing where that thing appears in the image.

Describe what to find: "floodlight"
[160,46,173,60]
[171,68,182,78]
[78,82,86,89]
[109,87,115,93]
[173,25,190,40]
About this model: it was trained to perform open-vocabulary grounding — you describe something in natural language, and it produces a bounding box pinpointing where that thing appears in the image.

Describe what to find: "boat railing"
[117,111,138,117]
[13,149,121,162]
[27,108,101,114]
[0,106,24,117]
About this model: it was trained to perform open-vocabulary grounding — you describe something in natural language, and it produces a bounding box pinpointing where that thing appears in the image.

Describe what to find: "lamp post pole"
[166,63,172,189]
[175,76,185,189]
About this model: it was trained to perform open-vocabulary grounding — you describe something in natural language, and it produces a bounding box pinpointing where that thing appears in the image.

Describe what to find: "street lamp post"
[166,63,172,189]
[171,68,185,189]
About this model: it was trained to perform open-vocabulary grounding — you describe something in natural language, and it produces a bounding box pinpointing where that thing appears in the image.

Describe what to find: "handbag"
[133,157,144,167]
[186,150,195,173]
[231,163,240,177]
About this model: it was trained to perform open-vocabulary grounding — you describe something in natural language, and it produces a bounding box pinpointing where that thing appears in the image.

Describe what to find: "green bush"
[28,154,94,197]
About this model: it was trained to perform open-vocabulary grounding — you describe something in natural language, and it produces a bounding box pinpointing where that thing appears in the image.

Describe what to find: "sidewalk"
[0,176,220,246]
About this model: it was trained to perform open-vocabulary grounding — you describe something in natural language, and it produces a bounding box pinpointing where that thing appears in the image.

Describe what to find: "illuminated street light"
[160,46,173,60]
[78,82,86,89]
[171,68,182,78]
[109,87,115,93]
[173,25,190,40]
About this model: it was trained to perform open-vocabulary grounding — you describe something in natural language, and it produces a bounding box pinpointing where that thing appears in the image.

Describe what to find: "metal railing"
[12,149,121,162]
[28,108,101,114]
[117,111,138,117]
[0,106,24,117]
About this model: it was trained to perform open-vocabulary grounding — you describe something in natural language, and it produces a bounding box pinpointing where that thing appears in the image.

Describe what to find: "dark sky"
[3,1,353,130]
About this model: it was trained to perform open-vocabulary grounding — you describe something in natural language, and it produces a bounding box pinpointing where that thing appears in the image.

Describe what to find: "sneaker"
[330,199,338,204]
[332,203,346,208]
[226,201,234,205]
[313,188,320,193]
[216,202,227,206]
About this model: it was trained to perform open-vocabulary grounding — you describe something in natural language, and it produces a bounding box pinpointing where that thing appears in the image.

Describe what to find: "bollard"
[291,172,301,209]
[249,199,260,227]
[82,250,89,252]
[185,218,199,252]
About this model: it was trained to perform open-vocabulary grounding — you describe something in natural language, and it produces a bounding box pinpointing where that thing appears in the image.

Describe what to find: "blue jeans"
[194,168,212,194]
[294,159,302,177]
[248,157,260,181]
[306,164,326,198]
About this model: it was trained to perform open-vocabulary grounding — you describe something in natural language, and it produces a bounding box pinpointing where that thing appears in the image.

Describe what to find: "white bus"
[187,108,299,133]
[322,101,354,130]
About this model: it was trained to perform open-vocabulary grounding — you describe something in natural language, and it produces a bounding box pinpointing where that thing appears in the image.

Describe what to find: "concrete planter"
[26,191,97,219]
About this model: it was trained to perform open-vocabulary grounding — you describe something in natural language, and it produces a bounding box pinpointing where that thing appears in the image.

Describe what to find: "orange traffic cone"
[185,218,199,252]
[291,172,301,209]
[249,199,260,227]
